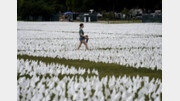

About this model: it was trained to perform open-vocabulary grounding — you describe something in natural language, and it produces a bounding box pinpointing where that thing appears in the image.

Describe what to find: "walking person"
[77,23,89,50]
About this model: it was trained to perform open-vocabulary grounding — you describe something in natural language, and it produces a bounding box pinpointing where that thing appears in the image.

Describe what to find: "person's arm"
[80,33,85,37]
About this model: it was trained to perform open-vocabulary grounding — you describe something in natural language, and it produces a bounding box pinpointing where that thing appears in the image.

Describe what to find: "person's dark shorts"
[79,37,85,42]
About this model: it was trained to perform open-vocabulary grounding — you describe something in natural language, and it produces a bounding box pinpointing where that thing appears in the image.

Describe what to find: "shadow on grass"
[17,54,162,79]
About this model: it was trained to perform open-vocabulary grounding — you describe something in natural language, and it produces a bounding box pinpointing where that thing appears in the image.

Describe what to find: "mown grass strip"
[17,54,162,79]
[94,20,142,24]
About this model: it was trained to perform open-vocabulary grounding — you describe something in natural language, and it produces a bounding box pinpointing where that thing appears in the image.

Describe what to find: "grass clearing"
[94,20,142,24]
[17,54,162,79]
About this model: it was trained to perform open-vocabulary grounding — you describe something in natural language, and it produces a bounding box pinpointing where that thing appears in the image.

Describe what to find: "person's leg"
[82,40,89,50]
[77,41,82,50]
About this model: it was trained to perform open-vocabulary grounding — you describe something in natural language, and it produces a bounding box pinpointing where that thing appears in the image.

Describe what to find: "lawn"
[17,54,162,80]
[94,20,142,24]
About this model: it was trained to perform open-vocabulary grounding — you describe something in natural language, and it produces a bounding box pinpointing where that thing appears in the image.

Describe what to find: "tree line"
[17,0,162,20]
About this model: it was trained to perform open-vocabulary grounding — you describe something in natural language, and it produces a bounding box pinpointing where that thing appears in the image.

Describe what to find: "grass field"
[95,20,142,24]
[17,22,162,101]
[17,54,161,79]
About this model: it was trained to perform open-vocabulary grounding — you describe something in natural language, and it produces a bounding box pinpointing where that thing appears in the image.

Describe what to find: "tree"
[17,0,162,20]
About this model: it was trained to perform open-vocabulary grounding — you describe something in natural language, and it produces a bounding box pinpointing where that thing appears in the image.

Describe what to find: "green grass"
[94,20,142,24]
[17,20,142,24]
[17,54,162,79]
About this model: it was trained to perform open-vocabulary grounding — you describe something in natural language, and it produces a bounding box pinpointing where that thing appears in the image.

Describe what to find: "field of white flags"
[17,21,162,101]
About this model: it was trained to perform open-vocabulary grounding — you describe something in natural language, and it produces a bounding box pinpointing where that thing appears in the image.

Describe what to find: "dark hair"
[80,23,84,27]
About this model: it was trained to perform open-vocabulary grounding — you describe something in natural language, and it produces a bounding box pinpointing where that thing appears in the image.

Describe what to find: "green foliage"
[121,9,130,15]
[18,0,66,20]
[66,0,72,11]
[17,16,21,20]
[108,12,115,20]
[102,11,115,20]
[17,0,162,20]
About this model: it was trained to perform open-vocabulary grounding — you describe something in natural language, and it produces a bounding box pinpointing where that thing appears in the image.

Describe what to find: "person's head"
[80,23,84,28]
